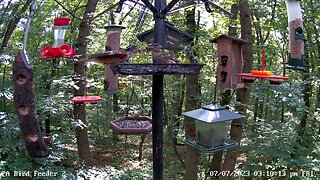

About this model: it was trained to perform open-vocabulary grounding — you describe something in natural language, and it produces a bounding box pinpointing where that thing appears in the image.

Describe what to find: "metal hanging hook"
[23,0,37,52]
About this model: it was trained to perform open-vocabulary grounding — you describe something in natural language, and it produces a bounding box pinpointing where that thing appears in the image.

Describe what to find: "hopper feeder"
[183,104,244,153]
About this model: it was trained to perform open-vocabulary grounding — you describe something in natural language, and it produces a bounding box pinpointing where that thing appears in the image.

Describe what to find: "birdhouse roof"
[136,21,194,49]
[182,104,245,123]
[210,34,250,44]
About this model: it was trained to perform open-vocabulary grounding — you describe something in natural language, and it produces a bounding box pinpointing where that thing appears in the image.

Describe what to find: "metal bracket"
[140,0,158,14]
[115,0,127,13]
[161,0,180,15]
[200,0,233,18]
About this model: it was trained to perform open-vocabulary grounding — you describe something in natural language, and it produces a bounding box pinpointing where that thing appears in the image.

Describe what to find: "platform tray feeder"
[111,63,204,75]
[72,96,102,103]
[182,104,244,153]
[110,116,152,135]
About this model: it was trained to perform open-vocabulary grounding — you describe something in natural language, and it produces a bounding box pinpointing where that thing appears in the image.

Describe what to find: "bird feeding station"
[210,34,250,89]
[284,0,307,71]
[183,104,244,153]
[236,50,290,85]
[39,17,75,59]
[136,21,194,50]
[111,24,204,75]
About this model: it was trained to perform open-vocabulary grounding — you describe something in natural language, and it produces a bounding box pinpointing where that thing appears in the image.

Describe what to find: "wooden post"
[13,51,49,158]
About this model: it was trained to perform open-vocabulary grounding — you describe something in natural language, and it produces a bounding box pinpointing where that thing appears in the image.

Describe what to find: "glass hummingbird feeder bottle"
[39,17,75,59]
[53,17,70,47]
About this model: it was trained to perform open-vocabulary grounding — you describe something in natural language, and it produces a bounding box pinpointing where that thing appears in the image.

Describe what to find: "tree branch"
[53,0,82,20]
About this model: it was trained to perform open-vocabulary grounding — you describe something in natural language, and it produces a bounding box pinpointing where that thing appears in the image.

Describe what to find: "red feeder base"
[72,96,102,103]
[236,73,289,80]
[43,136,52,143]
[39,44,75,60]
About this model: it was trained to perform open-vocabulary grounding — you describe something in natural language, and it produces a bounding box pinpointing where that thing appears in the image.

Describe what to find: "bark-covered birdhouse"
[183,104,244,152]
[137,21,193,50]
[210,34,250,89]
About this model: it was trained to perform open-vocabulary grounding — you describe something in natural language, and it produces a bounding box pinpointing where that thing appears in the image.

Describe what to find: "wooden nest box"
[210,34,250,89]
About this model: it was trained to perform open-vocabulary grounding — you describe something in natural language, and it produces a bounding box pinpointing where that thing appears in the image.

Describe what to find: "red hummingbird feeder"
[39,17,75,59]
[236,50,289,84]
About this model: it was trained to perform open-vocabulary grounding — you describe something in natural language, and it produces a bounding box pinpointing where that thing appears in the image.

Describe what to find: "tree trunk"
[209,3,239,174]
[221,1,254,179]
[0,0,33,54]
[73,0,98,165]
[183,7,199,180]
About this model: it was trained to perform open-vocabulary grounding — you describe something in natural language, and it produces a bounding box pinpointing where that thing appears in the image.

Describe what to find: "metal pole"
[152,0,166,179]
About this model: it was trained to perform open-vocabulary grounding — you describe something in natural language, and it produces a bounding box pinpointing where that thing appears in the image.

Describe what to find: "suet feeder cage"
[183,104,244,153]
[39,17,74,59]
[210,34,250,89]
[137,22,194,50]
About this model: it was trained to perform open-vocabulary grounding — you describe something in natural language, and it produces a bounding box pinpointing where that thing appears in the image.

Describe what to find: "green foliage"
[0,0,320,179]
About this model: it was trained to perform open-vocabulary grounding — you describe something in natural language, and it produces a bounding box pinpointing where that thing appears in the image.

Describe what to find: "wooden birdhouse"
[210,34,250,89]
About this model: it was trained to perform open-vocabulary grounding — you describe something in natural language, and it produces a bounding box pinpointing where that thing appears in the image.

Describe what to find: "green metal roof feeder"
[183,104,245,153]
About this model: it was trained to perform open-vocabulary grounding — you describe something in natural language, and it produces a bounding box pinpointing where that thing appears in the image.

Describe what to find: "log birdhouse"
[210,35,250,89]
[13,51,49,158]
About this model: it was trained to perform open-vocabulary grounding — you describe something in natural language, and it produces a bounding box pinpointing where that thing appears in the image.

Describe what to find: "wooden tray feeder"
[77,51,128,64]
[110,116,152,135]
[111,63,204,75]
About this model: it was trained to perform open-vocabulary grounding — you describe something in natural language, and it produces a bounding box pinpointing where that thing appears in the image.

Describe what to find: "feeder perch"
[72,96,102,103]
[210,34,250,89]
[39,17,75,59]
[137,21,194,50]
[182,104,244,153]
[110,116,152,135]
[236,50,290,85]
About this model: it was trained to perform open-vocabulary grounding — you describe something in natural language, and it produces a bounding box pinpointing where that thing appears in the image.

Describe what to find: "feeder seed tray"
[83,51,128,64]
[111,63,204,75]
[185,138,239,153]
[72,96,102,103]
[110,116,152,135]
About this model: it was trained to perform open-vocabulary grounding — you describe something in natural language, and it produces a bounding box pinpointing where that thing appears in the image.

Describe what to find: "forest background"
[0,0,319,179]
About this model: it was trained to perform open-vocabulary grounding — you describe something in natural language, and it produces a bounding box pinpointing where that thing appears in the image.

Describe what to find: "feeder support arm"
[161,0,180,15]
